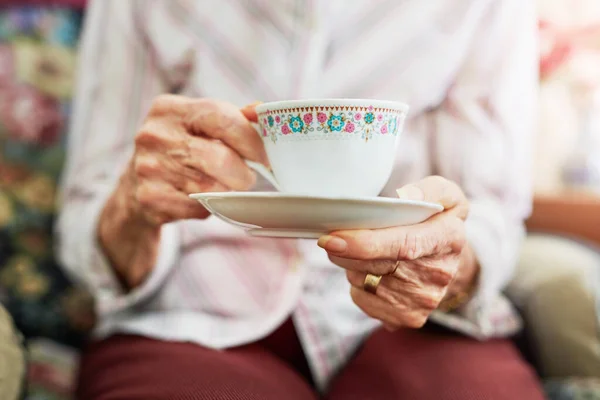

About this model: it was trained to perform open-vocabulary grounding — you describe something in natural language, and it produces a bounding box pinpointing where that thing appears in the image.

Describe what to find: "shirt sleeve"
[427,0,538,338]
[55,0,179,318]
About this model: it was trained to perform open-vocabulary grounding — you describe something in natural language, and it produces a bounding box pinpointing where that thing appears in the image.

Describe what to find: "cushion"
[507,233,600,377]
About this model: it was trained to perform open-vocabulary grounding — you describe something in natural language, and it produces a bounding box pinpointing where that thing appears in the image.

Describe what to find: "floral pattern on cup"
[258,105,405,143]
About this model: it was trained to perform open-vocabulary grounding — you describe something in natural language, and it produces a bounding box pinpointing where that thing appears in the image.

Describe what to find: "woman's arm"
[428,0,539,337]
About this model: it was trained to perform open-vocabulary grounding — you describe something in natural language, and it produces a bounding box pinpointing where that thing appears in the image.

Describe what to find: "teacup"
[254,99,409,197]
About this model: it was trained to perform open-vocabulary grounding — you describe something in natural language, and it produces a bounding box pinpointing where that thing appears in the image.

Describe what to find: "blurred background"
[537,0,600,194]
[0,0,599,399]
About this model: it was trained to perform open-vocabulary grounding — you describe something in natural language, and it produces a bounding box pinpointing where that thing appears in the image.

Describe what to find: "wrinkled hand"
[127,95,267,225]
[318,176,475,330]
[99,95,266,288]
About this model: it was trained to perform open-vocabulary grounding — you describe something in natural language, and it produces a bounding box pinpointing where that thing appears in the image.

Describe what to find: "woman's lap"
[76,334,318,400]
[326,326,546,400]
[77,324,545,400]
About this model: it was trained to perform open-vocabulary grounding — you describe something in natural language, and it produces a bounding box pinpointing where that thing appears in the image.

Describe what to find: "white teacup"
[254,99,409,197]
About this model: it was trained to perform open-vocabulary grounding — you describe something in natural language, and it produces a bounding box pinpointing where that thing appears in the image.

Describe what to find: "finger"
[172,164,233,195]
[328,255,399,275]
[350,286,429,329]
[135,121,256,192]
[146,94,196,119]
[339,258,429,288]
[179,136,257,191]
[346,270,443,312]
[318,213,465,261]
[184,99,268,166]
[396,176,469,219]
[241,102,261,123]
[135,180,211,223]
[133,148,233,194]
[349,286,405,328]
[146,95,268,165]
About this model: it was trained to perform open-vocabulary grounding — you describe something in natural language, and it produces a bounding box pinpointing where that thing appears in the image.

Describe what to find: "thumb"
[395,184,425,201]
[396,176,469,219]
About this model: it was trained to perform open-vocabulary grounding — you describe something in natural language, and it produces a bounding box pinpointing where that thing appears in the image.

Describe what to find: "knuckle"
[429,265,454,286]
[135,183,156,208]
[149,213,170,226]
[397,232,420,260]
[150,94,179,116]
[198,105,233,137]
[201,106,220,127]
[452,235,467,254]
[135,126,163,148]
[418,292,441,311]
[181,137,206,168]
[212,143,236,171]
[133,155,160,178]
[180,178,204,195]
[183,99,236,135]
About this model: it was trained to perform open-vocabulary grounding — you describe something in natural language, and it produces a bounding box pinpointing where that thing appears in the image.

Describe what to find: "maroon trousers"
[77,320,545,400]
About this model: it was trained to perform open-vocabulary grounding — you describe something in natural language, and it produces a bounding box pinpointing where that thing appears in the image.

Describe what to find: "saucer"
[189,192,443,239]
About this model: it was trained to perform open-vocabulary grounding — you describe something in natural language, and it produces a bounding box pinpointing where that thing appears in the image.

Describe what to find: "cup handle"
[244,160,281,192]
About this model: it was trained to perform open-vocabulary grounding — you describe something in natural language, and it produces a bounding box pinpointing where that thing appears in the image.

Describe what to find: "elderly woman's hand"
[98,95,266,288]
[123,95,267,225]
[318,176,479,330]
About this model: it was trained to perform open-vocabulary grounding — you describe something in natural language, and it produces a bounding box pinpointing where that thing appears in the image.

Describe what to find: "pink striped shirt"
[56,0,538,391]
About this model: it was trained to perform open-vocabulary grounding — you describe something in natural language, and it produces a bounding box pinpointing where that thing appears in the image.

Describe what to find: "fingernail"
[396,184,424,200]
[317,235,347,253]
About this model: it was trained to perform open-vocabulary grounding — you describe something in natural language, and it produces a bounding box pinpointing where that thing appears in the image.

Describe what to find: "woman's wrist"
[97,167,161,290]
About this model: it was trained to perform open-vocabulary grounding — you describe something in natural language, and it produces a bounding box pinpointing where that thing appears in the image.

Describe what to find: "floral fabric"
[0,6,94,347]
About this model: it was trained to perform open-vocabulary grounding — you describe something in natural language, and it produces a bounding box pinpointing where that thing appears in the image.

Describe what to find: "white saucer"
[189,192,443,239]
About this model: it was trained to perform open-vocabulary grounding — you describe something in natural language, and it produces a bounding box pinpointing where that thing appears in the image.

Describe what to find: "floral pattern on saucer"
[258,105,405,143]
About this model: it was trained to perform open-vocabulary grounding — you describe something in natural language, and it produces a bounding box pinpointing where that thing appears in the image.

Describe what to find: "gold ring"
[363,273,382,294]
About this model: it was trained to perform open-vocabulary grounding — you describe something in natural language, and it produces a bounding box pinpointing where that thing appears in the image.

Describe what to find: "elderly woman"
[56,0,544,399]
